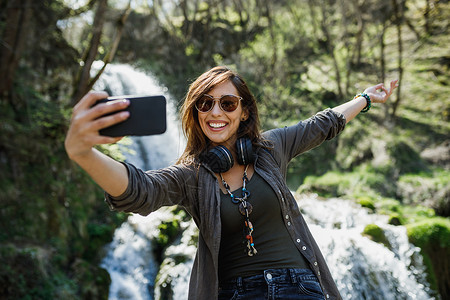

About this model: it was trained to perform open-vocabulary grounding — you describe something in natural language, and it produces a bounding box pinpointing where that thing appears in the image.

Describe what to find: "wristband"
[354,93,371,113]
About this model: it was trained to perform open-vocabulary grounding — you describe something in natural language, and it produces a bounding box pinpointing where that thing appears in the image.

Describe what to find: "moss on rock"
[362,224,391,249]
[0,244,74,299]
[407,218,450,299]
[357,196,376,212]
[72,258,111,300]
[388,213,404,226]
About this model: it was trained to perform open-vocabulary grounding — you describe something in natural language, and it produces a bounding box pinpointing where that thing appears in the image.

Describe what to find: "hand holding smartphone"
[95,95,167,137]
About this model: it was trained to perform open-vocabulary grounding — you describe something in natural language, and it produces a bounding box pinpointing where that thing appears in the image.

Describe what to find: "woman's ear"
[241,111,249,122]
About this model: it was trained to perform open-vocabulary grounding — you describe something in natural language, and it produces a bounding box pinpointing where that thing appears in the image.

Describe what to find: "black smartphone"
[95,95,167,137]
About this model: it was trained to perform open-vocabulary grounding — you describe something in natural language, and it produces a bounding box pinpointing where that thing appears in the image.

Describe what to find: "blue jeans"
[218,268,325,299]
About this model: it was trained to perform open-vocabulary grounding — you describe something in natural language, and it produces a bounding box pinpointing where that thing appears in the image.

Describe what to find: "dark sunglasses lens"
[220,95,239,112]
[196,96,214,112]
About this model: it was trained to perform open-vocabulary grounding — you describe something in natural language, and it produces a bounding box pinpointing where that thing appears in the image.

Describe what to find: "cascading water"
[94,63,190,300]
[96,64,436,300]
[299,195,434,300]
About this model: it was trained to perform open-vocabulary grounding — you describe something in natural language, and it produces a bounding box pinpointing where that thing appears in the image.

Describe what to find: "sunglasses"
[195,94,243,113]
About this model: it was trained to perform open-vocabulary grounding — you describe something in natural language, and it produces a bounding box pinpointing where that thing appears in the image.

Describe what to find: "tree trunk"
[71,0,108,105]
[88,3,132,92]
[390,0,404,119]
[380,22,386,84]
[0,0,32,99]
[264,0,277,73]
[319,1,343,99]
[307,0,319,41]
[354,8,364,67]
[342,1,351,97]
[424,0,432,35]
[380,20,389,119]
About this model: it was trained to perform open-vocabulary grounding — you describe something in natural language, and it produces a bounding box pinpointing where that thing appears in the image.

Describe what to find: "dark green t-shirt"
[218,172,310,282]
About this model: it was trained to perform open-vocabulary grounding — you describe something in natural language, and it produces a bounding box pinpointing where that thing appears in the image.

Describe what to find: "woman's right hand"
[65,91,130,162]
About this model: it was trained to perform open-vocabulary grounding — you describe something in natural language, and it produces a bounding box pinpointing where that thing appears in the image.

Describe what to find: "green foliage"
[72,259,111,300]
[0,244,73,299]
[152,207,189,265]
[0,74,124,298]
[96,137,134,162]
[385,139,427,174]
[407,218,450,249]
[357,196,376,212]
[407,218,450,294]
[155,219,181,248]
[298,167,391,199]
[388,213,404,226]
[397,170,450,216]
[1,0,449,298]
[362,224,391,249]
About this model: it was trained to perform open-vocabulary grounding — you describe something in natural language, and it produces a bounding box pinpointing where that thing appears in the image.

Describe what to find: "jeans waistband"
[219,268,315,290]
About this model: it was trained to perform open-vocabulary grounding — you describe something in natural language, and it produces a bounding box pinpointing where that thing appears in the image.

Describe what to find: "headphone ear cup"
[202,145,234,173]
[236,138,254,165]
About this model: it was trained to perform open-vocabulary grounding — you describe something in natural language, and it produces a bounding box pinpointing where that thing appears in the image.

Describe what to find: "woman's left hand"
[363,79,399,103]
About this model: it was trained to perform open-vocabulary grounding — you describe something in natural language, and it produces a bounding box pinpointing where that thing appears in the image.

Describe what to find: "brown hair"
[177,66,262,165]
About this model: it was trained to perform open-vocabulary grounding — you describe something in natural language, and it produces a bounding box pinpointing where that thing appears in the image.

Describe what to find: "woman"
[65,66,398,300]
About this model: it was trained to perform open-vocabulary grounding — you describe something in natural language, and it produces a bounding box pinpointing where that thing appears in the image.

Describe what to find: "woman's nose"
[210,100,222,115]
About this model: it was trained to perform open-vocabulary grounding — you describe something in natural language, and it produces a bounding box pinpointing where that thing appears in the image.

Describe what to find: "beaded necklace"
[220,165,258,256]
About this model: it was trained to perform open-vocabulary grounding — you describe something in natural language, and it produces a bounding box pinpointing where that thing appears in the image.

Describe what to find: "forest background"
[0,0,449,299]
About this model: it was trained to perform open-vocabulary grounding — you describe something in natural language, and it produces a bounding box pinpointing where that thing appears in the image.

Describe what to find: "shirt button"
[326,294,330,299]
[285,214,289,219]
[318,271,321,276]
[296,239,301,243]
[302,246,306,250]
[266,273,272,280]
[287,221,291,226]
[314,261,318,266]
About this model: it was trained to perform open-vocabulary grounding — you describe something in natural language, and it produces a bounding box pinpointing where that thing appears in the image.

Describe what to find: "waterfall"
[94,63,190,300]
[298,195,434,300]
[96,64,436,300]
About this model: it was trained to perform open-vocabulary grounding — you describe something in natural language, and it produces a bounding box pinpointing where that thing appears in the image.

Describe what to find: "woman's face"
[197,80,248,147]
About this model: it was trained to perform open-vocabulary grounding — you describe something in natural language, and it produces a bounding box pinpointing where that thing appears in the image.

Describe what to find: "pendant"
[238,201,253,216]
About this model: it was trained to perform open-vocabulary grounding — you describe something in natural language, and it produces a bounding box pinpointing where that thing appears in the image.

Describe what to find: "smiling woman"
[196,81,247,147]
[65,65,397,300]
[178,67,262,166]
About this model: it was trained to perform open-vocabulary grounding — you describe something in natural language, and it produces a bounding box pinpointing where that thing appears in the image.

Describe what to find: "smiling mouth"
[208,122,227,129]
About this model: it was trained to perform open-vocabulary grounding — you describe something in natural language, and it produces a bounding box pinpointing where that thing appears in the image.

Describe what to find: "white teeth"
[209,122,226,128]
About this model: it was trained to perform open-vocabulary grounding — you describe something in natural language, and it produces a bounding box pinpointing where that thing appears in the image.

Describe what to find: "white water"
[299,195,434,300]
[95,63,189,299]
[92,62,185,169]
[97,64,436,300]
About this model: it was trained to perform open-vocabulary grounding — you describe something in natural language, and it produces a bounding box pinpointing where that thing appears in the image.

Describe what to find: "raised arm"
[64,91,131,197]
[333,80,399,123]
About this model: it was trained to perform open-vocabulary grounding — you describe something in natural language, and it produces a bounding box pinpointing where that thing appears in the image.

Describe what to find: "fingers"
[73,91,109,112]
[68,92,130,147]
[89,135,125,145]
[386,80,399,96]
[86,98,130,122]
[373,83,384,90]
[92,110,130,132]
[71,94,130,132]
[390,79,399,90]
[379,86,389,102]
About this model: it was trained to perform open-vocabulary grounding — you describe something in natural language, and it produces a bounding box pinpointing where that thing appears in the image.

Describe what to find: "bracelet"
[354,93,371,113]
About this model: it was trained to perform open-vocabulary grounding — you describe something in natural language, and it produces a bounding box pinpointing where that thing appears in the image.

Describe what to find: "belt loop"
[289,269,297,284]
[237,277,244,293]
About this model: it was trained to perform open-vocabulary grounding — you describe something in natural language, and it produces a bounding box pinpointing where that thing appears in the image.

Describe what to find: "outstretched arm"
[333,80,399,123]
[65,91,131,197]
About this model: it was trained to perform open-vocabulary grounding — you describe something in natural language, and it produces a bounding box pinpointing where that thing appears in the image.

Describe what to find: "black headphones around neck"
[202,137,254,173]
